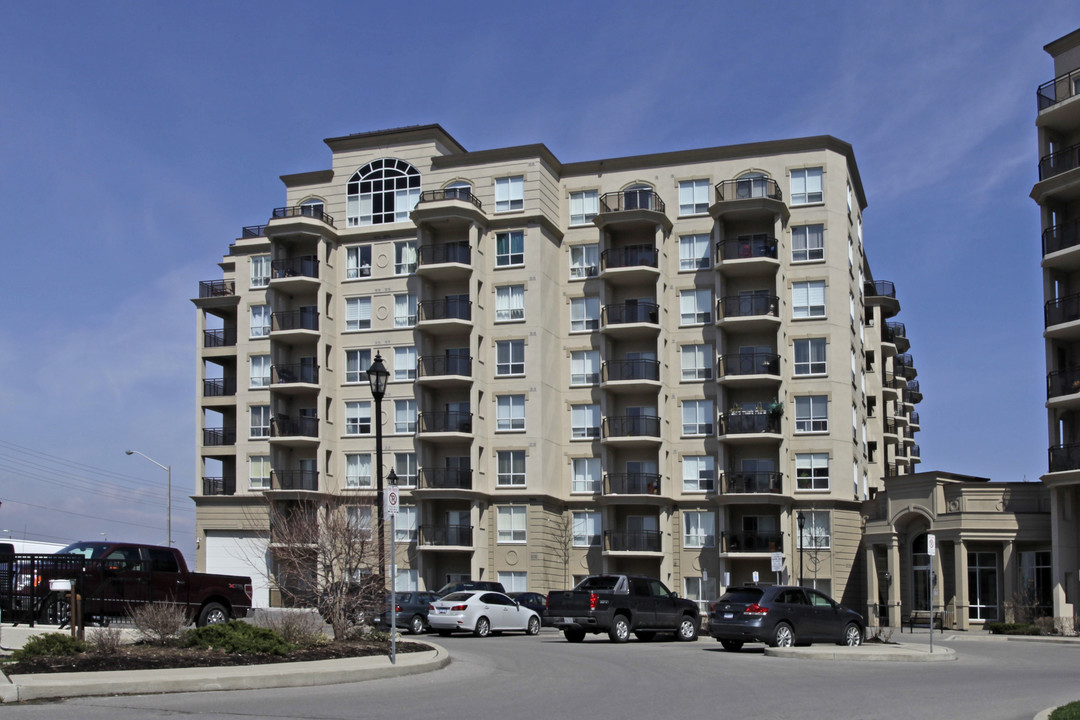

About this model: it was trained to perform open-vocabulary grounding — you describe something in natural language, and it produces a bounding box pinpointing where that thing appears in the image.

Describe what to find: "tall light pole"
[796,510,806,587]
[126,450,172,547]
[367,353,390,585]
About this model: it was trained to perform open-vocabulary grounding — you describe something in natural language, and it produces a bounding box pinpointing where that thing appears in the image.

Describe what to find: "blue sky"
[1,1,1077,554]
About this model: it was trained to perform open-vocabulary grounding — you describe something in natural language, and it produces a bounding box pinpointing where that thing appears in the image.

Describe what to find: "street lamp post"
[367,353,390,585]
[796,510,806,586]
[125,450,172,547]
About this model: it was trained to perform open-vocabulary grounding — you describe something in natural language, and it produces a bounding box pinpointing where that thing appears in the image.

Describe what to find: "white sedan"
[428,591,541,637]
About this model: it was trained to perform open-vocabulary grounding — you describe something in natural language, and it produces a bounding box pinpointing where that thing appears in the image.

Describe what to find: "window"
[495,176,524,212]
[679,179,710,215]
[796,453,829,490]
[495,231,524,266]
[569,190,599,225]
[570,244,599,278]
[1018,550,1053,614]
[792,280,826,318]
[572,457,601,493]
[395,506,416,542]
[683,455,715,492]
[345,506,373,540]
[497,506,527,543]
[680,288,712,325]
[496,395,525,431]
[797,510,830,549]
[250,405,270,438]
[346,246,372,279]
[345,297,372,331]
[682,399,714,436]
[394,452,417,488]
[571,404,600,439]
[250,355,271,388]
[394,240,417,275]
[497,450,526,486]
[790,167,823,205]
[496,340,525,376]
[570,296,600,331]
[393,346,416,381]
[495,285,525,322]
[397,568,419,592]
[497,571,527,593]
[793,338,827,375]
[250,305,271,338]
[681,344,713,381]
[685,576,715,614]
[570,350,600,385]
[795,396,828,433]
[249,455,270,490]
[792,225,824,262]
[345,401,372,435]
[346,158,420,227]
[679,234,711,270]
[394,294,417,327]
[395,399,416,434]
[683,511,715,548]
[345,453,372,488]
[572,511,601,546]
[345,349,370,384]
[250,255,270,288]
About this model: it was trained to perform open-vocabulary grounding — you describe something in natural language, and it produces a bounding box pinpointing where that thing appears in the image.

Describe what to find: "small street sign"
[927,533,937,556]
[385,486,399,516]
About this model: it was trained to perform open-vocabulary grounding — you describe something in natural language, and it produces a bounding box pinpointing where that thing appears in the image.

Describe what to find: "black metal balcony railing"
[718,353,780,377]
[417,468,472,490]
[418,299,472,322]
[1043,220,1080,256]
[418,242,471,266]
[602,415,661,439]
[272,310,319,332]
[418,188,483,209]
[1049,443,1080,473]
[864,280,897,299]
[1046,293,1080,327]
[271,256,318,280]
[602,359,660,382]
[885,321,907,341]
[199,280,235,298]
[1038,68,1080,110]
[722,531,782,553]
[715,177,783,202]
[717,236,778,261]
[274,470,319,491]
[599,190,666,214]
[604,530,662,552]
[203,378,237,397]
[909,412,920,426]
[719,411,781,435]
[1048,367,1080,398]
[911,444,921,459]
[203,327,237,348]
[271,416,319,438]
[604,473,661,495]
[601,245,659,271]
[271,205,334,226]
[242,224,267,238]
[418,355,472,378]
[1039,143,1080,181]
[419,524,473,546]
[885,463,900,477]
[272,364,319,384]
[418,411,473,434]
[602,302,659,325]
[202,477,234,496]
[884,417,899,435]
[721,472,783,494]
[906,380,922,400]
[203,428,236,446]
[718,295,779,319]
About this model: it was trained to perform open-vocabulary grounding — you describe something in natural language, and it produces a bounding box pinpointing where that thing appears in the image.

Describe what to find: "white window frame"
[795,396,828,433]
[495,176,524,212]
[570,296,600,332]
[683,510,716,548]
[495,230,525,267]
[569,190,599,225]
[496,395,526,432]
[790,167,823,205]
[797,510,831,549]
[498,571,527,593]
[393,346,417,381]
[394,293,417,328]
[495,285,525,322]
[792,280,826,319]
[394,240,417,275]
[346,158,421,227]
[397,568,419,592]
[345,401,372,435]
[496,339,525,376]
[795,453,830,491]
[681,344,713,381]
[792,225,824,262]
[395,506,417,543]
[571,457,601,493]
[345,297,372,331]
[250,305,271,338]
[569,244,599,278]
[793,338,827,375]
[250,355,271,388]
[345,348,371,384]
[572,511,601,546]
[682,399,714,436]
[497,506,527,543]
[346,246,372,279]
[345,453,373,489]
[679,233,711,270]
[395,398,417,434]
[250,255,270,288]
[571,404,601,439]
[679,178,710,215]
[496,449,526,487]
[394,452,417,488]
[250,405,270,438]
[249,455,271,490]
[680,288,712,325]
[570,350,601,386]
[682,455,715,492]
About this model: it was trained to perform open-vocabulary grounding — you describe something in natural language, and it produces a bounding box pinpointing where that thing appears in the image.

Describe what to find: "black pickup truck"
[546,574,700,643]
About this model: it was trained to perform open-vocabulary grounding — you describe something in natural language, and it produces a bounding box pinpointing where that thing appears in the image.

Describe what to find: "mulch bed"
[3,640,429,675]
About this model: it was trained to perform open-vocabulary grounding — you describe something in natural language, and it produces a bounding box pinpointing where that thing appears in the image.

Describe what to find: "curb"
[764,643,956,662]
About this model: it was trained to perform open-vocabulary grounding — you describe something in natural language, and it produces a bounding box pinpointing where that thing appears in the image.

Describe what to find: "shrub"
[87,626,125,655]
[348,626,391,643]
[12,633,88,661]
[248,609,327,648]
[985,622,1040,635]
[1050,700,1080,720]
[181,621,294,656]
[868,624,895,643]
[130,601,189,645]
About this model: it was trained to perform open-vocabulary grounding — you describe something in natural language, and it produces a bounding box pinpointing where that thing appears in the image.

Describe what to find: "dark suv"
[435,580,505,597]
[708,585,863,650]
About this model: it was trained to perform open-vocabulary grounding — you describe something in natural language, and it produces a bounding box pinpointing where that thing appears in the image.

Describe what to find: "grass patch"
[984,622,1040,635]
[1051,700,1080,720]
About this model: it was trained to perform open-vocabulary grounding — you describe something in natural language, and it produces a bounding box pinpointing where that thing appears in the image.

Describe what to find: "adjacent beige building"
[192,125,924,612]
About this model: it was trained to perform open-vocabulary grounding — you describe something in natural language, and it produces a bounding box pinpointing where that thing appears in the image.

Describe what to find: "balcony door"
[626,350,656,380]
[626,460,658,494]
[739,345,772,375]
[738,458,775,493]
[445,456,470,488]
[738,289,770,316]
[300,356,317,383]
[446,510,469,545]
[626,515,658,550]
[742,515,778,551]
[446,347,469,376]
[627,405,656,436]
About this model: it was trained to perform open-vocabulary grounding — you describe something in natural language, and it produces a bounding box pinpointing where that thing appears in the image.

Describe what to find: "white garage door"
[205,531,270,609]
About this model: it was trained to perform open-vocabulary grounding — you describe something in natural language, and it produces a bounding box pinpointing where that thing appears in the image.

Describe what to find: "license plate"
[723,613,734,619]
[561,617,573,624]
[437,608,447,614]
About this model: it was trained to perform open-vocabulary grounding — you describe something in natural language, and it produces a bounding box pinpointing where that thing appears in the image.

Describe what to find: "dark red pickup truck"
[0,541,252,627]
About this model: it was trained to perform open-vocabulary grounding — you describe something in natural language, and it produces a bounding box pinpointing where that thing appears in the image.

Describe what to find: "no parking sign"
[384,486,399,516]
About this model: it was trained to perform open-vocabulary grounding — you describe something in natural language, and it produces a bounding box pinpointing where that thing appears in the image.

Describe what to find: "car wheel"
[635,631,656,641]
[197,602,229,627]
[408,615,425,634]
[437,629,453,637]
[720,639,743,652]
[608,615,630,643]
[39,593,71,626]
[526,616,540,635]
[564,628,586,643]
[676,615,699,642]
[842,622,863,646]
[770,622,795,648]
[474,616,491,638]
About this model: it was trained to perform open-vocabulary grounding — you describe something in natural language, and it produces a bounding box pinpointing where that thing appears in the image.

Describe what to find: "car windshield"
[718,588,764,604]
[575,576,620,591]
[440,592,474,602]
[58,542,110,559]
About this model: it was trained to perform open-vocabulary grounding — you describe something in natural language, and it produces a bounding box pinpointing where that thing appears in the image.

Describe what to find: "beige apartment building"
[1036,27,1080,622]
[191,125,923,611]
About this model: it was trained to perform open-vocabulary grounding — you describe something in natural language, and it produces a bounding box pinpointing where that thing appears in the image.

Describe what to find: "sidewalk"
[766,641,956,662]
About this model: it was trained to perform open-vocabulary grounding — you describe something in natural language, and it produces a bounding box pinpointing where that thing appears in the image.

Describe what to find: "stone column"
[887,535,902,628]
[932,544,946,626]
[865,542,880,628]
[953,539,968,630]
[1002,540,1016,623]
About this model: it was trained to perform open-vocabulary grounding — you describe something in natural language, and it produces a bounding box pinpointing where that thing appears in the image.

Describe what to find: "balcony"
[1043,221,1080,270]
[717,353,781,386]
[417,243,472,281]
[905,380,922,404]
[202,477,235,496]
[417,468,472,490]
[194,280,238,309]
[721,531,782,554]
[894,354,917,380]
[603,473,661,496]
[269,256,319,292]
[1049,442,1080,474]
[601,302,660,338]
[595,190,672,233]
[271,310,319,344]
[271,364,319,394]
[604,530,662,554]
[241,224,267,239]
[203,327,237,349]
[600,245,660,285]
[1039,143,1080,182]
[416,355,472,387]
[419,524,473,549]
[602,415,661,445]
[710,178,789,224]
[412,189,486,229]
[716,295,781,331]
[864,279,900,317]
[270,416,319,447]
[203,378,236,397]
[601,359,661,393]
[272,470,319,492]
[1046,293,1080,339]
[417,299,472,335]
[202,428,236,446]
[909,411,920,428]
[910,445,921,462]
[264,205,335,240]
[718,411,782,442]
[418,411,473,441]
[720,471,783,495]
[883,321,910,353]
[715,236,780,277]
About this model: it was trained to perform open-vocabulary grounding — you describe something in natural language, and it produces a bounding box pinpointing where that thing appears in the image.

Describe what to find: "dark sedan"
[708,585,864,650]
[508,591,547,617]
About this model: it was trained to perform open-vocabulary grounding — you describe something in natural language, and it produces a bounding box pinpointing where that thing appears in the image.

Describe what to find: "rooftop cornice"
[1044,27,1080,57]
[281,169,334,188]
[323,123,467,155]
